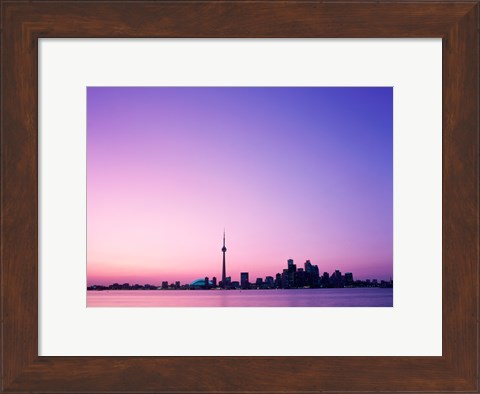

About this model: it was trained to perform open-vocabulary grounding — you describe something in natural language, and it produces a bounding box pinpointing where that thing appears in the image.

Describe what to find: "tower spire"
[221,229,227,289]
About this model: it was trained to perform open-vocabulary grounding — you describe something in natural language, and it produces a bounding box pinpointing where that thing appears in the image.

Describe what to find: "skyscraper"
[345,272,354,286]
[241,272,249,289]
[221,230,227,289]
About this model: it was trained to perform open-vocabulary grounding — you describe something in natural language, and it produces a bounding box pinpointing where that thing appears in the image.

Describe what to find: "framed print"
[1,1,478,393]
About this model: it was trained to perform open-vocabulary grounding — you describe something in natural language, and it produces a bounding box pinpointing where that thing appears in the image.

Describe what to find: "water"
[87,288,393,307]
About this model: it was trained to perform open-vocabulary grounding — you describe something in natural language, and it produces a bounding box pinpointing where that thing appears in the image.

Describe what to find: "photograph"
[86,86,393,307]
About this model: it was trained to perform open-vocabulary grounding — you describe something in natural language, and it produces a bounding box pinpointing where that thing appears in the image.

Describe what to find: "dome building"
[190,278,213,289]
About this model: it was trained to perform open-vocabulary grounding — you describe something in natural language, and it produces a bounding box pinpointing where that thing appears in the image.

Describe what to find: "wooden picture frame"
[1,1,478,392]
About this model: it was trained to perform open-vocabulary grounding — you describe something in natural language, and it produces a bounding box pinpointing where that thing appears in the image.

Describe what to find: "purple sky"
[87,87,393,286]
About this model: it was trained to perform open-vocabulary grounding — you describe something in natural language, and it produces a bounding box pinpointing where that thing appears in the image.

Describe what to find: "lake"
[87,288,393,307]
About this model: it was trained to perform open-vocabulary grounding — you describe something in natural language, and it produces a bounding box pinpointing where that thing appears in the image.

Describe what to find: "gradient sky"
[87,87,393,286]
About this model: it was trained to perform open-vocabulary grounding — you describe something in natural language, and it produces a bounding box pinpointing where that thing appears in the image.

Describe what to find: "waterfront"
[87,287,393,307]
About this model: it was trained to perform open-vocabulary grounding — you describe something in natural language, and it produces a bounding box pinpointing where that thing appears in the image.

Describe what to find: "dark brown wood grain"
[0,0,478,392]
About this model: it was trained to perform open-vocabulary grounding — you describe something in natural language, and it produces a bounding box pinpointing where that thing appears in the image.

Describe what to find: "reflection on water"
[87,288,393,307]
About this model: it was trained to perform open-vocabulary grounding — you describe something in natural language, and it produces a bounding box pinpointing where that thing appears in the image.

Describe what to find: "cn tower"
[221,230,227,289]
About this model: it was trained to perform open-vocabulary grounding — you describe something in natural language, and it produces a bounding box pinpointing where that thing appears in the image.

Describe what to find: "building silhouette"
[331,269,344,288]
[345,272,354,286]
[241,272,249,289]
[265,276,274,288]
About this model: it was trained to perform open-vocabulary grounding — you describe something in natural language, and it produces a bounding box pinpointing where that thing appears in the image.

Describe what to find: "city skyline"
[87,87,393,286]
[89,230,393,290]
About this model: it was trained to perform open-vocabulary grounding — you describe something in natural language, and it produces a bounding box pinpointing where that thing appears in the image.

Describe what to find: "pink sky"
[87,87,393,285]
